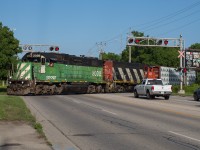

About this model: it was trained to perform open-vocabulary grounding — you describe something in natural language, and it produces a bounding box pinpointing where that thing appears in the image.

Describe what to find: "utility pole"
[129,46,131,63]
[96,42,105,60]
[128,28,132,63]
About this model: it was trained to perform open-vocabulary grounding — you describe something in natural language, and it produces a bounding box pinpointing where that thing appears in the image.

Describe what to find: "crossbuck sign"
[178,50,185,58]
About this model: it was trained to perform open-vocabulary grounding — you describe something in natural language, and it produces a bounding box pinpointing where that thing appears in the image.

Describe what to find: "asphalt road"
[23,94,200,150]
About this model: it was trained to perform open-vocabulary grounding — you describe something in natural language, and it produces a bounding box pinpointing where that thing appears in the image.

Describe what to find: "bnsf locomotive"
[7,51,145,95]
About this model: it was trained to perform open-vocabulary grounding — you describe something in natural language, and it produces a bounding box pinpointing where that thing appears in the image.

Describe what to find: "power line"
[158,17,200,37]
[89,1,200,55]
[132,0,200,31]
[143,9,200,32]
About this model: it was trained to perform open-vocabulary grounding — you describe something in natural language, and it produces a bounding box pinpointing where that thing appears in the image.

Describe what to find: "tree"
[102,52,121,61]
[0,22,21,80]
[190,43,200,49]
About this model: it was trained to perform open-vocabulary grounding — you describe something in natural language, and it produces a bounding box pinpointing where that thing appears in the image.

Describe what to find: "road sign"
[178,51,185,58]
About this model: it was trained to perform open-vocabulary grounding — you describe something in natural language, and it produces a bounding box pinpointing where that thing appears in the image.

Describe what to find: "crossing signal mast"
[20,44,60,53]
[127,36,181,47]
[127,35,185,94]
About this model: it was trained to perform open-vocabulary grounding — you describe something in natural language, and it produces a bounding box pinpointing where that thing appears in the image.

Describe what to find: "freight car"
[144,66,196,85]
[7,51,145,95]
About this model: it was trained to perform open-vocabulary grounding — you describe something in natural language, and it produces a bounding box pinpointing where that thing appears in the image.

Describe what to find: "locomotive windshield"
[22,53,41,62]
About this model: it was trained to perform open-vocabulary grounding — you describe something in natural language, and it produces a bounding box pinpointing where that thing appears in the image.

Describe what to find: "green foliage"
[190,43,200,49]
[34,122,43,135]
[102,52,121,61]
[0,22,21,80]
[121,44,179,67]
[183,84,199,95]
[172,84,200,95]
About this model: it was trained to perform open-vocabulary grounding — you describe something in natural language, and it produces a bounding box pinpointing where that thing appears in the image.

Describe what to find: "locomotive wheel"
[87,85,96,93]
[96,85,103,93]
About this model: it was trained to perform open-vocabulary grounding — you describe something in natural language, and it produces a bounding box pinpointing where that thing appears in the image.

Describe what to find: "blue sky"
[1,0,200,57]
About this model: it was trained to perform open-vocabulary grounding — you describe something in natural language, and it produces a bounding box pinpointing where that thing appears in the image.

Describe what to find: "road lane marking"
[71,99,117,116]
[169,131,200,143]
[102,109,117,115]
[73,100,81,103]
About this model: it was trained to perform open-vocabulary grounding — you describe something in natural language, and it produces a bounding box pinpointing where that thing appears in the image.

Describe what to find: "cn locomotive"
[7,51,145,95]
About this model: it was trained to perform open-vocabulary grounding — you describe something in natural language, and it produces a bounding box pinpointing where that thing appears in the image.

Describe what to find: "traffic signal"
[164,40,168,45]
[128,38,134,44]
[157,40,162,45]
[49,46,59,51]
[55,46,59,51]
[49,46,54,51]
[182,68,187,73]
[135,39,141,44]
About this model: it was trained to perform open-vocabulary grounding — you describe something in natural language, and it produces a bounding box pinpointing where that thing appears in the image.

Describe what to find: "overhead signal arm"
[127,36,181,48]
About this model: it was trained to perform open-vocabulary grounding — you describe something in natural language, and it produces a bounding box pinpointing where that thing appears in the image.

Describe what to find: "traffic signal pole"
[129,46,131,63]
[178,35,185,94]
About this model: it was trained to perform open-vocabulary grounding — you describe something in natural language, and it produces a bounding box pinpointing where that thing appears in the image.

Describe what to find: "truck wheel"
[164,96,170,100]
[147,91,152,99]
[134,90,139,98]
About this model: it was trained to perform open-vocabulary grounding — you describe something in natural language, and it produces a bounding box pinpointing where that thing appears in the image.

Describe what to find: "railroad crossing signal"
[20,44,60,52]
[127,36,181,47]
[178,50,185,58]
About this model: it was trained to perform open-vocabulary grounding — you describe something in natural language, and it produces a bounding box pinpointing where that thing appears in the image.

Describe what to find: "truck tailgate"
[153,85,172,92]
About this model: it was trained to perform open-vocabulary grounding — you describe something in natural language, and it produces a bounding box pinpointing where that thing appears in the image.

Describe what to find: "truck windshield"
[147,80,163,85]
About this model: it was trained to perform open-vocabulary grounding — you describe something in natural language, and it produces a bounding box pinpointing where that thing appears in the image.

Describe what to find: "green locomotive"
[7,51,145,95]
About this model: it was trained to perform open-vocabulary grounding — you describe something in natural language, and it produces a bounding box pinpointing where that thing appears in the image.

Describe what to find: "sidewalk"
[0,121,52,150]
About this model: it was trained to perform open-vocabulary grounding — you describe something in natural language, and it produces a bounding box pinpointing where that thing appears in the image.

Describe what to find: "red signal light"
[55,47,59,51]
[164,40,168,45]
[182,68,187,73]
[135,39,140,44]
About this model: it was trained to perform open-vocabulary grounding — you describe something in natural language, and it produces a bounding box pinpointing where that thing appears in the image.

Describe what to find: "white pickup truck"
[134,79,172,100]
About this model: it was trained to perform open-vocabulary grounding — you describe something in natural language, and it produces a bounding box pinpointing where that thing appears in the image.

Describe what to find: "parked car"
[193,88,200,101]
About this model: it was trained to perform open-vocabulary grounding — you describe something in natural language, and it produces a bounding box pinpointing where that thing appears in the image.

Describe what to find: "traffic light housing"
[55,46,59,51]
[135,39,141,44]
[182,68,187,73]
[157,40,162,45]
[164,40,168,45]
[49,46,59,51]
[128,38,134,44]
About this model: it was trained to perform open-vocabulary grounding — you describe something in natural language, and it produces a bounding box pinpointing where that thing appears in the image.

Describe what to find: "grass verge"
[0,86,50,145]
[172,84,200,96]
